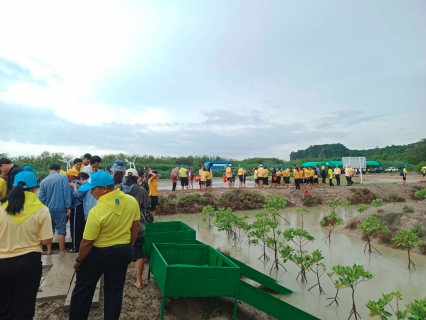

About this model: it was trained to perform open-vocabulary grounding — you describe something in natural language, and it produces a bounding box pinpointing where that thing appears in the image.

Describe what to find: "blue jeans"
[69,244,133,320]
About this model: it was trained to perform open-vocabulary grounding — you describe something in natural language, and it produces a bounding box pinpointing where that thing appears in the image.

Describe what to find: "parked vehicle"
[384,167,398,173]
[370,167,383,173]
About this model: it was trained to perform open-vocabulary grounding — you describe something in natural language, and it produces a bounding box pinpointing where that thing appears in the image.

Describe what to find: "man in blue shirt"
[39,164,72,254]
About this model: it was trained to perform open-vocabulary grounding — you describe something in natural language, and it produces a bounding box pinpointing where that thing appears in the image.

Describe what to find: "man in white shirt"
[257,165,264,189]
[334,166,341,186]
[82,156,102,175]
[344,166,353,186]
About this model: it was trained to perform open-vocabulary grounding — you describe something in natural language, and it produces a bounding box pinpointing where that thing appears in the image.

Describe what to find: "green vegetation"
[307,249,327,294]
[402,205,415,213]
[200,205,215,229]
[248,211,275,262]
[295,207,310,230]
[281,228,315,282]
[320,212,344,243]
[212,208,248,242]
[357,204,369,214]
[414,189,426,200]
[371,198,383,211]
[392,229,419,270]
[328,264,373,320]
[358,216,390,254]
[367,292,426,320]
[263,194,289,224]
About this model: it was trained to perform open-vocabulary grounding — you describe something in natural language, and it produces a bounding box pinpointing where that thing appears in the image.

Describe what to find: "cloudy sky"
[1,0,425,160]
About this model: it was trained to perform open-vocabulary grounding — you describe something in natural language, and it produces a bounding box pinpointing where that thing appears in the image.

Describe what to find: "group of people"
[0,154,160,320]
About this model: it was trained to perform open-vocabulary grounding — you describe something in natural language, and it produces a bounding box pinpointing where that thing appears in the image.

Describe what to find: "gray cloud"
[0,58,47,89]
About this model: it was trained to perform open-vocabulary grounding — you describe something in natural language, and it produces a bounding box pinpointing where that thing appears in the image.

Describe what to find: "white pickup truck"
[384,167,398,173]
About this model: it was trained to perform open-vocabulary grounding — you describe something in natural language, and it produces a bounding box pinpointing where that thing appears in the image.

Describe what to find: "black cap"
[0,158,12,165]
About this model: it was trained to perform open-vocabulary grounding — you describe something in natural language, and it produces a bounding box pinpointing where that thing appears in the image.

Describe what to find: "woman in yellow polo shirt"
[0,170,53,319]
[69,172,140,320]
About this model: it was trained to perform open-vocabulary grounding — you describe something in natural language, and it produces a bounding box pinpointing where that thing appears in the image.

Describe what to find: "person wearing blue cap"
[69,171,140,320]
[0,170,53,319]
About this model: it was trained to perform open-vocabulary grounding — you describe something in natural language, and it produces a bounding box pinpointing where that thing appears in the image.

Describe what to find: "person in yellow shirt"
[178,164,189,192]
[282,167,290,189]
[263,165,269,189]
[148,171,160,215]
[402,166,407,185]
[334,166,341,186]
[328,167,335,187]
[275,168,282,188]
[206,168,212,191]
[73,158,83,172]
[257,165,264,188]
[0,177,6,199]
[293,165,300,190]
[69,171,140,320]
[200,167,207,190]
[0,170,53,319]
[253,167,258,188]
[237,165,246,188]
[299,167,305,189]
[225,165,233,188]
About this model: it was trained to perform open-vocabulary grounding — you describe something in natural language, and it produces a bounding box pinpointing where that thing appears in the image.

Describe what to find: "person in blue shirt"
[39,164,72,254]
[71,173,98,221]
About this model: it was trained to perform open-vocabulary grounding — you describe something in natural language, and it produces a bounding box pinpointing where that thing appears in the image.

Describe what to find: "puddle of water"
[157,206,426,320]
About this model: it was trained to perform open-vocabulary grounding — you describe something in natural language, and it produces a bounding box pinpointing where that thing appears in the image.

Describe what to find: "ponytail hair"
[2,182,27,215]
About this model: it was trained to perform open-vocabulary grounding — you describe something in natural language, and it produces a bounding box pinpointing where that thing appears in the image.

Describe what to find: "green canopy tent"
[302,160,382,168]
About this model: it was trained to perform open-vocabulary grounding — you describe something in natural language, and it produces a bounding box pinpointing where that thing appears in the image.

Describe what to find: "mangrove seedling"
[366,291,408,320]
[358,215,390,254]
[371,198,383,212]
[307,249,326,294]
[328,264,373,320]
[264,219,287,273]
[357,204,369,215]
[212,207,248,242]
[325,198,343,212]
[248,211,275,262]
[392,229,419,270]
[320,211,344,243]
[200,205,215,229]
[414,188,426,200]
[263,194,289,224]
[281,228,315,282]
[341,200,351,216]
[295,207,310,230]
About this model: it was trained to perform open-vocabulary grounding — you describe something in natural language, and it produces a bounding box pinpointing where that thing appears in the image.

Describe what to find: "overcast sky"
[1,0,425,160]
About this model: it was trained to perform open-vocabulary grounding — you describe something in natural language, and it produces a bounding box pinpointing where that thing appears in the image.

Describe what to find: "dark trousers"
[69,244,133,320]
[0,252,42,320]
[346,176,352,185]
[295,179,300,190]
[335,175,340,186]
[329,179,334,187]
[172,182,177,191]
[70,204,86,252]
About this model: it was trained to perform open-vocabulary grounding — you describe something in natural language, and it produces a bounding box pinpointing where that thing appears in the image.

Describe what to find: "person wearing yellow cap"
[0,170,53,319]
[69,171,140,320]
[66,168,79,182]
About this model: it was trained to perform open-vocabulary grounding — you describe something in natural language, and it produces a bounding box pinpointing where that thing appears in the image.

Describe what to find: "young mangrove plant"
[405,297,426,320]
[248,211,275,262]
[371,198,383,212]
[392,229,419,270]
[281,228,315,282]
[357,204,369,215]
[366,291,407,320]
[320,211,344,243]
[328,264,373,320]
[341,200,351,216]
[263,194,289,224]
[325,198,343,211]
[358,215,389,254]
[200,205,215,229]
[295,207,310,230]
[307,249,326,294]
[265,219,287,273]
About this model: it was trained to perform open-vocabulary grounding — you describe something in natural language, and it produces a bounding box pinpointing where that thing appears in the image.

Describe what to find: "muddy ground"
[35,261,277,320]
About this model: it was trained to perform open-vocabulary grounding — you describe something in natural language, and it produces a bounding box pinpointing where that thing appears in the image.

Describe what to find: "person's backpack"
[399,171,404,177]
[142,207,154,223]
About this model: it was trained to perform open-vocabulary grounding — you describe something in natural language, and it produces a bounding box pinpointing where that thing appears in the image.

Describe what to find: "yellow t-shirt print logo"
[115,199,121,207]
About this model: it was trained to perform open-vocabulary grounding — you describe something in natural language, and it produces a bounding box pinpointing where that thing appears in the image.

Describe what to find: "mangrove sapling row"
[328,264,373,320]
[307,249,326,294]
[212,207,248,242]
[371,198,383,212]
[263,194,289,224]
[366,291,407,320]
[295,207,310,230]
[392,229,419,270]
[248,211,275,262]
[358,215,390,254]
[281,228,315,282]
[320,211,343,243]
